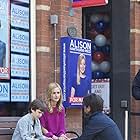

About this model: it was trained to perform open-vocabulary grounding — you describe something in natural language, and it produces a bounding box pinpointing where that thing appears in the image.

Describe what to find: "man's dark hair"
[83,93,104,113]
[28,99,46,113]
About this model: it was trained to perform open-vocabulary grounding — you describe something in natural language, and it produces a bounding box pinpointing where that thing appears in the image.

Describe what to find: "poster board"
[60,37,91,108]
[91,78,110,114]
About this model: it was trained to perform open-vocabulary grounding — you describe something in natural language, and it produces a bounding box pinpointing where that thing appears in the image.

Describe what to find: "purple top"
[40,107,66,138]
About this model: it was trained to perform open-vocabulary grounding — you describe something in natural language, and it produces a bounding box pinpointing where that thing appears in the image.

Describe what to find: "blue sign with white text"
[60,37,91,108]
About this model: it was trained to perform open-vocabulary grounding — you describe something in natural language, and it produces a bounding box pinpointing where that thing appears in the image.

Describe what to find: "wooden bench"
[0,117,20,140]
[0,117,79,140]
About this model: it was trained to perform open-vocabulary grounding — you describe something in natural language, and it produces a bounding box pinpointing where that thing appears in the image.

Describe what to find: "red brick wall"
[130,1,140,140]
[36,0,140,138]
[36,0,82,135]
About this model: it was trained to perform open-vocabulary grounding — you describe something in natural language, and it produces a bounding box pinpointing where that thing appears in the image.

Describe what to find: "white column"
[30,0,36,101]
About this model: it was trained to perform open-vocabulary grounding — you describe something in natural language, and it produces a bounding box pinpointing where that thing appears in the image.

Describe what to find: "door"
[82,0,130,139]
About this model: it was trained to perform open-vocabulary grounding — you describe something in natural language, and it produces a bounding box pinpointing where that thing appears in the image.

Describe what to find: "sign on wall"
[11,29,29,54]
[91,79,110,114]
[0,82,10,101]
[11,54,29,78]
[11,4,29,29]
[60,37,91,108]
[11,79,29,102]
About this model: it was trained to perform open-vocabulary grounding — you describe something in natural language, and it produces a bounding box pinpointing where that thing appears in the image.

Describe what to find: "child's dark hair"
[83,93,104,113]
[28,99,46,113]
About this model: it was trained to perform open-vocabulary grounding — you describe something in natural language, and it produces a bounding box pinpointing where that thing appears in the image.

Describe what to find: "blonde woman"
[40,82,69,140]
[71,54,90,97]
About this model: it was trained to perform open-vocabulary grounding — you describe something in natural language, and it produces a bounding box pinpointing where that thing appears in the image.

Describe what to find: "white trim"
[131,61,140,65]
[37,46,50,53]
[105,0,108,4]
[36,5,50,11]
[130,0,140,2]
[125,110,128,140]
[31,0,36,101]
[130,29,140,34]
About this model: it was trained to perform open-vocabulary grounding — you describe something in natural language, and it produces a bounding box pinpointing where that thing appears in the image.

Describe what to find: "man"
[71,94,123,140]
[132,69,140,100]
[12,99,52,140]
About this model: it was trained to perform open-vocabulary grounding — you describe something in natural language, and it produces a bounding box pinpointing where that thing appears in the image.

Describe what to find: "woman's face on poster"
[80,58,86,74]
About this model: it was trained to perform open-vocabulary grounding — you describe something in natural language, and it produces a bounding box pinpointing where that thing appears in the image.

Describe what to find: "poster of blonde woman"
[0,0,10,79]
[70,54,90,97]
[60,37,91,108]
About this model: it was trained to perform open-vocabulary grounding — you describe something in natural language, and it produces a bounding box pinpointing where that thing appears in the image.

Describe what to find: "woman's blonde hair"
[46,82,63,113]
[77,54,86,85]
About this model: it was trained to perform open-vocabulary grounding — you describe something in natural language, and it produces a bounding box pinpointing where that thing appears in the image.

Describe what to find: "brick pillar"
[130,1,140,140]
[36,0,83,134]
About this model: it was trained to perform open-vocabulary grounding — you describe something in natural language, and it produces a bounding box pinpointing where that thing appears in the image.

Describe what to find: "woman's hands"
[45,134,70,140]
[59,134,70,140]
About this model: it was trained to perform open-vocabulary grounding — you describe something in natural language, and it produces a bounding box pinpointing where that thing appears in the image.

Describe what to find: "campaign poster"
[11,54,29,78]
[0,0,10,79]
[11,4,29,29]
[0,82,10,102]
[11,29,29,54]
[60,37,91,108]
[11,79,29,102]
[91,79,110,114]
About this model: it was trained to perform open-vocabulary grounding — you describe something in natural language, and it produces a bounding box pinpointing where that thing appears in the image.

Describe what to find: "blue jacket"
[132,69,140,100]
[72,111,123,140]
[12,113,46,140]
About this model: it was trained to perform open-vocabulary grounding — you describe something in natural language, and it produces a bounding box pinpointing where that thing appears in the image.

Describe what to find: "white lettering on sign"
[70,39,91,54]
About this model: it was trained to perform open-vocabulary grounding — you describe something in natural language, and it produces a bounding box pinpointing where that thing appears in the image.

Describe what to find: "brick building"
[36,0,83,135]
[0,0,140,140]
[35,0,140,139]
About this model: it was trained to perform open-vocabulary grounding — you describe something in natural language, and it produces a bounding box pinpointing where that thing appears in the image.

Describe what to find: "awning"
[72,0,108,8]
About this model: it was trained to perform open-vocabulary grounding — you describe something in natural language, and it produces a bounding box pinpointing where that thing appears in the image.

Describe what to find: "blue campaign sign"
[60,37,91,108]
[0,83,10,102]
[11,4,29,29]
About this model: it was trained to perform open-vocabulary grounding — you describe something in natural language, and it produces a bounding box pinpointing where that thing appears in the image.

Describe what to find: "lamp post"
[50,15,58,82]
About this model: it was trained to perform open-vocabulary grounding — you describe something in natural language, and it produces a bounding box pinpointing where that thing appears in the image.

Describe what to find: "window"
[0,0,30,116]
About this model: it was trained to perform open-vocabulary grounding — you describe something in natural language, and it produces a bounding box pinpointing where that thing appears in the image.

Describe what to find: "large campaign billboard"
[0,0,30,116]
[60,37,91,108]
[0,0,10,79]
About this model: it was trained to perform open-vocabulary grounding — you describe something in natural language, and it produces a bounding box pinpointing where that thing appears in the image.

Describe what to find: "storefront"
[0,0,33,117]
[0,0,139,140]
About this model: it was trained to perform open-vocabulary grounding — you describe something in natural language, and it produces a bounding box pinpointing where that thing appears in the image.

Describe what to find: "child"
[40,82,69,140]
[12,99,51,140]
